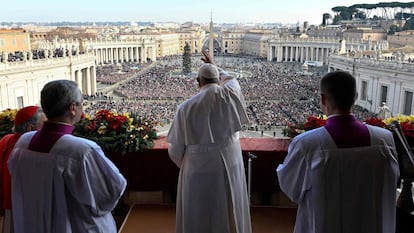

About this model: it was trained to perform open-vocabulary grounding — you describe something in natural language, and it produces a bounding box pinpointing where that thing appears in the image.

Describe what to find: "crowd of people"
[85,55,376,133]
[0,48,80,63]
[96,62,149,85]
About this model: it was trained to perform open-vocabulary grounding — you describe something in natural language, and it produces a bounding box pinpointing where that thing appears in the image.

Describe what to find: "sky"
[0,0,411,25]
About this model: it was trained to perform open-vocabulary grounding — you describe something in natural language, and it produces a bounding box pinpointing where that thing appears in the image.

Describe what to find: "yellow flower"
[98,125,107,135]
[73,110,159,154]
[0,108,17,121]
[383,114,412,126]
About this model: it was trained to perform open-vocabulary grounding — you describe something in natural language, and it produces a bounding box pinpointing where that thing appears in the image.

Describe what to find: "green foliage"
[403,18,414,31]
[388,25,401,35]
[73,110,159,155]
[330,2,414,24]
[182,43,191,75]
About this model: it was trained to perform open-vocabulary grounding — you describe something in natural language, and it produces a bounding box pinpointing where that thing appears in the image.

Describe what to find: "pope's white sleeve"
[276,137,310,203]
[168,142,185,168]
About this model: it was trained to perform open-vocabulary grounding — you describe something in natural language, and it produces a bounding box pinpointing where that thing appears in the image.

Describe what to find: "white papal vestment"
[167,78,252,233]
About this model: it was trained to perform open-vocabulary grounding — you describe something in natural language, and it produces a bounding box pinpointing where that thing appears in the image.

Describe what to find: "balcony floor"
[118,204,297,233]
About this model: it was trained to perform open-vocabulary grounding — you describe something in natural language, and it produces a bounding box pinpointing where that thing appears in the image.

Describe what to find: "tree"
[388,25,401,35]
[403,18,414,31]
[182,43,191,75]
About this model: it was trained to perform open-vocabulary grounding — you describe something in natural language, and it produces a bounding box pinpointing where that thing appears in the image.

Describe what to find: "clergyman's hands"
[201,50,214,64]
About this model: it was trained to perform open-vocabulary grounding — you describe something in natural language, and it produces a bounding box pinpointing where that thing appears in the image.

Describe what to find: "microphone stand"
[247,152,257,206]
[390,121,414,214]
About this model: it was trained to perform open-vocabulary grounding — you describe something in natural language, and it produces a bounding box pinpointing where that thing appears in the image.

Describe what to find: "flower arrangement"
[371,114,414,140]
[283,115,327,138]
[283,113,414,141]
[73,109,159,155]
[0,108,18,139]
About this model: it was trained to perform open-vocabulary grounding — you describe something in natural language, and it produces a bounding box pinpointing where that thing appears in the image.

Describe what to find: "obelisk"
[209,12,214,59]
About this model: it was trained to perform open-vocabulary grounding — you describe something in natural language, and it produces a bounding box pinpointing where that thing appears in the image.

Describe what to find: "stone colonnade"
[328,53,414,116]
[74,65,97,95]
[85,39,157,65]
[0,54,96,109]
[268,43,331,64]
[267,38,389,65]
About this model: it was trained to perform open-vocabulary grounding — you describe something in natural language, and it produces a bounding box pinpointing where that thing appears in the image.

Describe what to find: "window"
[0,39,4,47]
[403,91,413,115]
[12,38,17,46]
[17,96,24,109]
[380,85,388,106]
[360,80,367,101]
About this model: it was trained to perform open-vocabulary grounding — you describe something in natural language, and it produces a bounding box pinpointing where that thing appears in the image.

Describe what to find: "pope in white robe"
[167,61,252,233]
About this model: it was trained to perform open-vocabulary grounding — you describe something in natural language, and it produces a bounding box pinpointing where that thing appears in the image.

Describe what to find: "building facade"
[387,30,414,47]
[0,53,96,109]
[328,54,414,116]
[0,29,31,53]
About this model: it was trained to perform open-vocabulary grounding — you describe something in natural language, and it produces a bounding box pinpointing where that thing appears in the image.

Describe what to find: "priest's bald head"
[196,63,219,87]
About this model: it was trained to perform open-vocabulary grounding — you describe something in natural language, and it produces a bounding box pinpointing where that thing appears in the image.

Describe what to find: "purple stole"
[324,115,370,148]
[28,122,74,153]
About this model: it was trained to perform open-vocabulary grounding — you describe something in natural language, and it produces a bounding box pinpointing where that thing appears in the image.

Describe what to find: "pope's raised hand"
[201,50,214,64]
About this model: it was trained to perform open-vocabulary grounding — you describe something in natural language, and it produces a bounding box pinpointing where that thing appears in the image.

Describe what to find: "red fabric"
[154,136,291,152]
[119,137,291,193]
[0,133,22,210]
[14,106,39,127]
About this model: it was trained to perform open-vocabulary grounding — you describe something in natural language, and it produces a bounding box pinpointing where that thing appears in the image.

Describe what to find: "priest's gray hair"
[41,79,82,118]
[13,108,44,133]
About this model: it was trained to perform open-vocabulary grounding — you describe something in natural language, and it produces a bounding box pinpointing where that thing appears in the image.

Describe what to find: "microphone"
[390,120,414,166]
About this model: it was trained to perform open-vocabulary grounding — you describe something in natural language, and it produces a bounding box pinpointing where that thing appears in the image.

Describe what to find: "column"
[98,49,102,64]
[86,66,92,95]
[142,45,147,62]
[103,48,107,64]
[315,47,319,62]
[76,70,83,93]
[300,47,304,63]
[109,48,113,64]
[295,46,299,62]
[277,45,283,62]
[136,46,139,62]
[284,46,288,62]
[114,47,119,63]
[309,46,314,61]
[305,46,309,62]
[120,47,124,63]
[90,65,97,94]
[267,45,273,62]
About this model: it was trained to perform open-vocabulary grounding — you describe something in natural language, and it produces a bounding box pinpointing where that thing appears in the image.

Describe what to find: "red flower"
[303,116,326,130]
[73,110,159,154]
[400,122,414,139]
[364,117,386,128]
[86,119,97,131]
